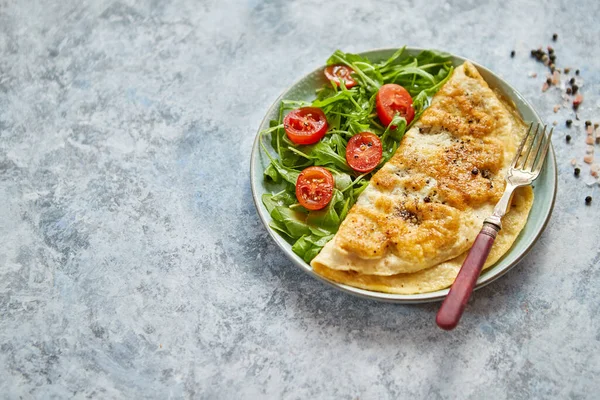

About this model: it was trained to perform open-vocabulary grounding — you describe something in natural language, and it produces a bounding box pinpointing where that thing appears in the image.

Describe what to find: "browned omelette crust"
[313,186,534,294]
[311,61,528,276]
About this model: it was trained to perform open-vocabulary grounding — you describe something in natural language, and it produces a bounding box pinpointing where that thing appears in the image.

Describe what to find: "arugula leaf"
[269,220,293,240]
[262,191,297,215]
[269,160,300,185]
[263,163,281,183]
[271,206,310,238]
[331,170,352,191]
[379,46,407,70]
[292,233,335,263]
[309,141,352,172]
[306,190,343,231]
[414,49,452,65]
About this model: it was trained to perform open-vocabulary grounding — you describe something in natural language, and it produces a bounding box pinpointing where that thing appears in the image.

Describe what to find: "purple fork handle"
[436,223,500,330]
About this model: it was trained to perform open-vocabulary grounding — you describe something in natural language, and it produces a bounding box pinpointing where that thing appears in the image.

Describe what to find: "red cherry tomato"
[284,107,328,145]
[345,132,383,173]
[324,65,357,89]
[295,166,335,211]
[376,84,415,128]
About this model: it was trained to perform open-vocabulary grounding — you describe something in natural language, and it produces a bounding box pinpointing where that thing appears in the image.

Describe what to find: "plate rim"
[250,46,557,304]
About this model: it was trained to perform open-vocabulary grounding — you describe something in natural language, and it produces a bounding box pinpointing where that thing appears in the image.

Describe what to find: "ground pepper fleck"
[552,33,558,41]
[572,84,579,94]
[574,167,580,177]
[585,196,592,205]
[566,119,573,127]
[510,50,515,58]
[566,135,571,143]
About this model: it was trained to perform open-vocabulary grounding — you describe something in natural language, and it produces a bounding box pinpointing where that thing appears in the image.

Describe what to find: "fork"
[436,123,553,330]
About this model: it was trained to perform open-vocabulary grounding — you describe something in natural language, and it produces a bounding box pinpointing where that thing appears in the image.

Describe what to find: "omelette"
[310,61,534,294]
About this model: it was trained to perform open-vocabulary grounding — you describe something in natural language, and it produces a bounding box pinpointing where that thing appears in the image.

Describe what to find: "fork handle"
[436,222,500,330]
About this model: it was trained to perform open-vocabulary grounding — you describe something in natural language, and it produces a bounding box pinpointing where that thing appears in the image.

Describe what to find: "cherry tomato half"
[324,65,357,89]
[376,84,415,128]
[345,132,383,173]
[295,166,335,211]
[284,107,328,145]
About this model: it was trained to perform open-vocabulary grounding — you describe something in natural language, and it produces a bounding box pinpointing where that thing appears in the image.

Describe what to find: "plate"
[250,47,557,303]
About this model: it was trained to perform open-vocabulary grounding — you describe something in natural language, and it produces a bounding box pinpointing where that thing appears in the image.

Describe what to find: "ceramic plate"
[250,47,557,303]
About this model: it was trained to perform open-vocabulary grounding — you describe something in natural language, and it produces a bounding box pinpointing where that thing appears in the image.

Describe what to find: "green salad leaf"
[260,48,453,262]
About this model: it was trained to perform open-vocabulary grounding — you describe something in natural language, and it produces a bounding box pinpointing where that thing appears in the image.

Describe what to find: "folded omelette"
[311,61,534,294]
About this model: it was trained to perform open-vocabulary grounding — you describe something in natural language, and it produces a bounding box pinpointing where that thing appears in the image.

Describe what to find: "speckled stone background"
[1,0,600,398]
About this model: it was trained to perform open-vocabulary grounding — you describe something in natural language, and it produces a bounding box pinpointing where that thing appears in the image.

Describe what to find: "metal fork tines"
[486,122,553,228]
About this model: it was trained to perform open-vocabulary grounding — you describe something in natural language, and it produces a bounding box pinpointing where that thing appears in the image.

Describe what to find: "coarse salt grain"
[587,125,594,135]
[586,145,595,154]
[528,72,538,78]
[542,82,549,92]
[553,105,560,113]
[552,71,560,85]
[586,136,595,145]
[584,154,594,164]
[571,158,578,166]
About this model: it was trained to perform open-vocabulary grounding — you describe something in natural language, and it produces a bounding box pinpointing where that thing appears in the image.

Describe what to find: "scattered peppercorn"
[510,50,515,58]
[585,120,591,127]
[423,196,431,203]
[572,84,579,94]
[547,46,554,54]
[566,87,572,95]
[546,77,552,85]
[566,119,573,127]
[576,69,580,75]
[574,167,580,177]
[471,167,479,175]
[564,68,571,74]
[585,196,592,205]
[549,54,556,62]
[552,33,558,41]
[570,77,576,85]
[566,134,571,143]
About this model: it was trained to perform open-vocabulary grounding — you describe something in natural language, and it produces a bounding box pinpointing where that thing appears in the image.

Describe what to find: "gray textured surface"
[1,0,599,398]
